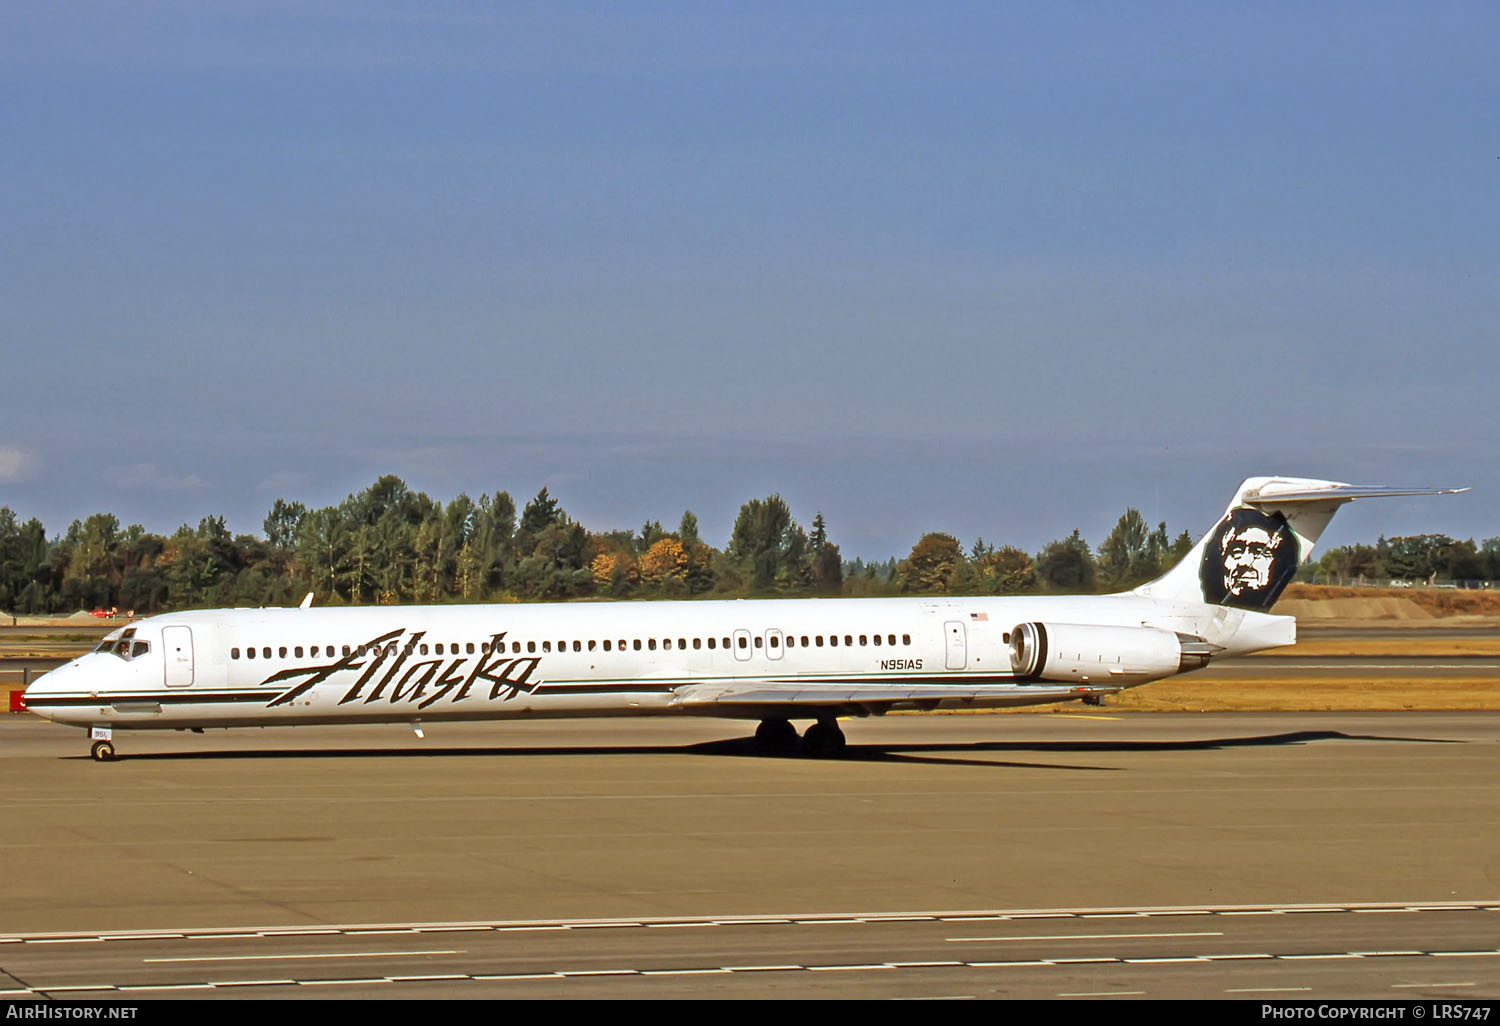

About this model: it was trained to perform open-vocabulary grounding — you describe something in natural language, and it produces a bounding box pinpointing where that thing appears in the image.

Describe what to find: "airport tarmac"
[1,711,1496,999]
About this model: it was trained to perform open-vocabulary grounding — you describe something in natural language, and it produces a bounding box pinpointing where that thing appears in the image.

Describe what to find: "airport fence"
[1300,576,1497,590]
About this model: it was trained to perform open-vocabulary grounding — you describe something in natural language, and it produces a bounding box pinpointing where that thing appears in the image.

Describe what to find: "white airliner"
[23,477,1465,761]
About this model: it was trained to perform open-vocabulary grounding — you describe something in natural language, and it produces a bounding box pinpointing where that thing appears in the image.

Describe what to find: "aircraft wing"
[670,679,1120,713]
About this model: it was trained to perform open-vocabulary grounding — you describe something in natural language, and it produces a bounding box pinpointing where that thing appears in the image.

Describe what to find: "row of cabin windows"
[228,633,915,661]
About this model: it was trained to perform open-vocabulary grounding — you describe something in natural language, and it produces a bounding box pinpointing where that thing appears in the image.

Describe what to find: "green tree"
[1036,530,1096,592]
[263,499,307,550]
[727,495,795,592]
[899,533,963,594]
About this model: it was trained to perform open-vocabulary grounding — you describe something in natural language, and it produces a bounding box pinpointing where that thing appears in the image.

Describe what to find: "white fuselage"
[23,594,1294,732]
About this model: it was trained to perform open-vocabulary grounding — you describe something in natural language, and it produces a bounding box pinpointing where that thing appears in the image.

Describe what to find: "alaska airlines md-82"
[23,477,1465,761]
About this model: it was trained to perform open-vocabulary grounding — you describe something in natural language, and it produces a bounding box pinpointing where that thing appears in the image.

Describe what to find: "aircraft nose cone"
[22,661,83,721]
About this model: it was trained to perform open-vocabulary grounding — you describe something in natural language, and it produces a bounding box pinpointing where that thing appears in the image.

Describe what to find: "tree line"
[0,477,1493,615]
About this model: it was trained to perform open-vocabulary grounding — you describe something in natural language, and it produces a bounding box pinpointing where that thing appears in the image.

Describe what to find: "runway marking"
[28,947,1500,994]
[808,964,895,972]
[28,937,104,945]
[386,974,468,982]
[1226,987,1312,994]
[6,901,1494,948]
[1352,950,1425,957]
[144,949,464,963]
[723,964,804,972]
[1058,991,1144,997]
[947,931,1222,943]
[472,973,558,981]
[1431,950,1500,958]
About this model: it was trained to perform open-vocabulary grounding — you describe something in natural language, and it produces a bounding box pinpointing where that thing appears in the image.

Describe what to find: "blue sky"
[2,2,1495,558]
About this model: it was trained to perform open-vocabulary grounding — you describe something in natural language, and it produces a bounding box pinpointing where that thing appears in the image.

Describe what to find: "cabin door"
[162,626,195,687]
[944,621,967,671]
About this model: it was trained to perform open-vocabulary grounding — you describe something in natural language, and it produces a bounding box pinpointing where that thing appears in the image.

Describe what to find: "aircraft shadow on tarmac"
[73,729,1457,769]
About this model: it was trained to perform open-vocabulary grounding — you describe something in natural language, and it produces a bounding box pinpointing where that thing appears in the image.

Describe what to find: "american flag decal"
[970,612,988,621]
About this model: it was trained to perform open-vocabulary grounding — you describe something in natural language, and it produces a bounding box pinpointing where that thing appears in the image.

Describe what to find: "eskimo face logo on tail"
[1198,508,1299,611]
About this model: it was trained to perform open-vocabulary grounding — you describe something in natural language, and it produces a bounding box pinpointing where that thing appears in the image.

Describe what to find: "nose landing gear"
[90,739,116,762]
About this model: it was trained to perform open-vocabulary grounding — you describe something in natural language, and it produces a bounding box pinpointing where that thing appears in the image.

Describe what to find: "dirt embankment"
[1275,584,1500,623]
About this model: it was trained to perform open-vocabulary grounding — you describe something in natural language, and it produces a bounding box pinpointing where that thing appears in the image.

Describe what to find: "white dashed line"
[948,931,1221,943]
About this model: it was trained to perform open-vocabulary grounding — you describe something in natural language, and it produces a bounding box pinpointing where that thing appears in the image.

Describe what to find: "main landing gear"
[754,716,847,757]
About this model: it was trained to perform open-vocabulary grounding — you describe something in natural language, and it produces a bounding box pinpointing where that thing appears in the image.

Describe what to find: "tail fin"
[1134,477,1468,611]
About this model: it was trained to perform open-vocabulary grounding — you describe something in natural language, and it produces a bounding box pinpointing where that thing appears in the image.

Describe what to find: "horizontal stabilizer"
[1242,484,1469,506]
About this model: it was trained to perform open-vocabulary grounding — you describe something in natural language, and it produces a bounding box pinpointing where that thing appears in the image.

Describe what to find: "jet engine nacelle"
[1008,622,1214,684]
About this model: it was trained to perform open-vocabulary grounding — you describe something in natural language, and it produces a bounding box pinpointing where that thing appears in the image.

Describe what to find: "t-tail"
[1134,477,1469,611]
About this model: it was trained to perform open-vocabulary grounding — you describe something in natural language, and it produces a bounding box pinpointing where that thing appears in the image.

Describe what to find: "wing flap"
[671,680,1118,710]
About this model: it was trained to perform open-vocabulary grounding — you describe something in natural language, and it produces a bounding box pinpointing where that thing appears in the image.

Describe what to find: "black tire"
[801,721,846,758]
[755,718,799,756]
[91,740,116,762]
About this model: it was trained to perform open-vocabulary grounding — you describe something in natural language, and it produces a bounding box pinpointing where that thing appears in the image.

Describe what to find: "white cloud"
[0,446,37,483]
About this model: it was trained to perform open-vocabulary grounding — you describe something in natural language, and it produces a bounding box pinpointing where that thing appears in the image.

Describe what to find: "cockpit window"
[98,629,147,661]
